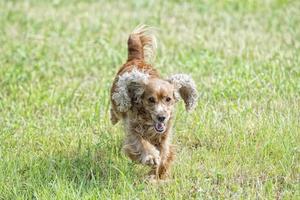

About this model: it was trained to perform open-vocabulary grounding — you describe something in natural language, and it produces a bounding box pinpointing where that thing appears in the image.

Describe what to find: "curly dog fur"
[110,25,198,179]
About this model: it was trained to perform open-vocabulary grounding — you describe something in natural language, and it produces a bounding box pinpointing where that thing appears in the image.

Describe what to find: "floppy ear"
[167,74,198,111]
[112,69,149,112]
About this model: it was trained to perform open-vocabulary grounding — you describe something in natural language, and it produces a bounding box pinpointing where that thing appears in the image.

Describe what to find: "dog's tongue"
[155,122,165,133]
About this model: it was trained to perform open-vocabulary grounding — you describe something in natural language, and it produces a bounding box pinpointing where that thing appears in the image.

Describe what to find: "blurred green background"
[0,0,299,199]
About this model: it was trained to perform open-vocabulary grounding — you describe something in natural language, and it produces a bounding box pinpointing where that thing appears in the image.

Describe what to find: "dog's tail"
[127,25,157,63]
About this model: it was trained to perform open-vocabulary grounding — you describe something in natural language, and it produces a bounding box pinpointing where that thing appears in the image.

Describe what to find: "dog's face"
[112,69,198,134]
[141,78,176,133]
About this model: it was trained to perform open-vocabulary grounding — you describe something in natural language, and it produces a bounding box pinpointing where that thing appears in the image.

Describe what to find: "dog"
[110,25,198,180]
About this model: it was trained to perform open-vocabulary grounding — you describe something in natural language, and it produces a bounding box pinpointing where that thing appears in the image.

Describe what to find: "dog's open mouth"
[154,122,166,133]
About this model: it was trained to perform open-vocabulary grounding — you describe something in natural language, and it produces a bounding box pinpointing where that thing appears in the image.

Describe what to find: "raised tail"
[127,25,157,63]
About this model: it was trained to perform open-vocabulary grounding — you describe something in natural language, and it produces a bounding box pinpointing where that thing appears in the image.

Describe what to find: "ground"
[0,0,299,199]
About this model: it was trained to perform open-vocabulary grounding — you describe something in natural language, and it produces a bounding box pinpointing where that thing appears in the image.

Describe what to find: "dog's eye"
[148,97,155,103]
[166,97,171,102]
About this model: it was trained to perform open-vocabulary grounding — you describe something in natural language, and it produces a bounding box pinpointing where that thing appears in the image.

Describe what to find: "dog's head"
[112,68,198,133]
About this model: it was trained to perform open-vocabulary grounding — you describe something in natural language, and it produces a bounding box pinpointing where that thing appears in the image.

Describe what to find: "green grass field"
[0,0,299,199]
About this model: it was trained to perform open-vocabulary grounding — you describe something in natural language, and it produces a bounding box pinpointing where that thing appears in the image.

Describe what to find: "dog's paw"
[146,175,171,184]
[142,153,161,166]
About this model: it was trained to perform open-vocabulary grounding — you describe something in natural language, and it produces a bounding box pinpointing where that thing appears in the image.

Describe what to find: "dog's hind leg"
[156,143,175,180]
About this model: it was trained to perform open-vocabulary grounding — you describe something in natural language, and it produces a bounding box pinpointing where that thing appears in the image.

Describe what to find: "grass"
[0,0,299,199]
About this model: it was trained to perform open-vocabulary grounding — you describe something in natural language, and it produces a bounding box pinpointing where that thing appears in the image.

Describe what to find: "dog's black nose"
[157,116,166,122]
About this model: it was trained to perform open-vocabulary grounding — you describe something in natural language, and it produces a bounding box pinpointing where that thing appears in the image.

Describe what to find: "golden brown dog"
[110,25,198,180]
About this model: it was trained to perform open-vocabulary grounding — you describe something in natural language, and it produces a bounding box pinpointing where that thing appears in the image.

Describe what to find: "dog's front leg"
[140,139,161,166]
[123,135,161,166]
